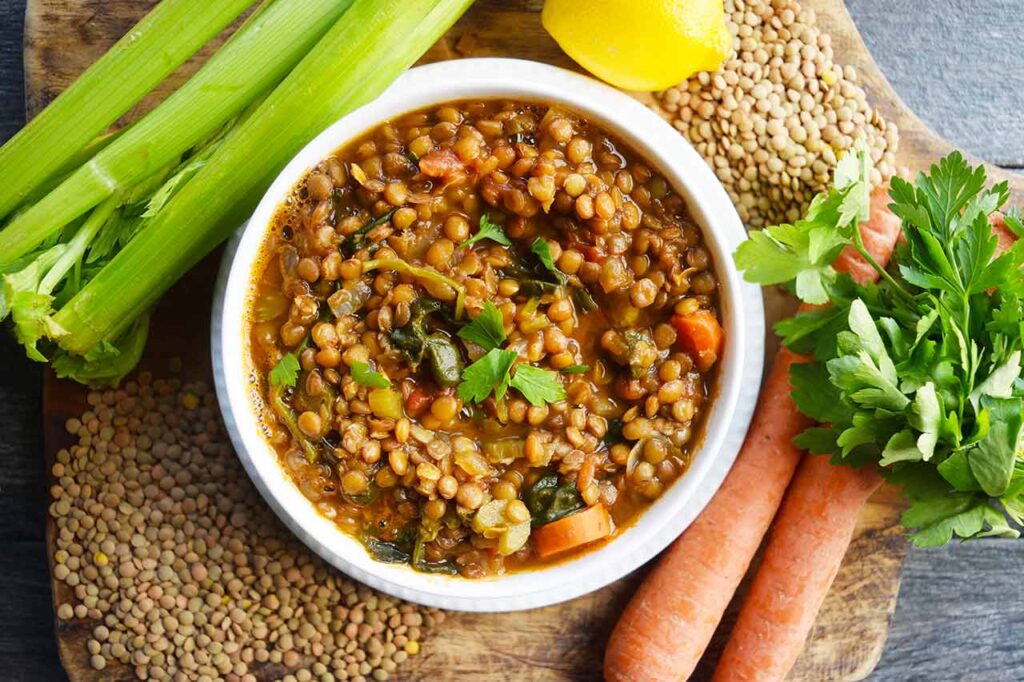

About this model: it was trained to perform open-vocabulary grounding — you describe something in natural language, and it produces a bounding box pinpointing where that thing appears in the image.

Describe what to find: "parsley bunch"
[736,147,1024,546]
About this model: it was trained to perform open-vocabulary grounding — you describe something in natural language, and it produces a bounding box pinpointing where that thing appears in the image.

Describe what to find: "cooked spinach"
[363,534,412,564]
[390,298,445,368]
[365,524,458,574]
[604,418,624,447]
[501,243,599,313]
[411,535,458,575]
[501,246,567,294]
[424,334,463,387]
[340,207,398,256]
[525,472,584,527]
[390,298,465,386]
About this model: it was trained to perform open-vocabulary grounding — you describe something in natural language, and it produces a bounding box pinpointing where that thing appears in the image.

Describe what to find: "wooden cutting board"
[29,1,1024,680]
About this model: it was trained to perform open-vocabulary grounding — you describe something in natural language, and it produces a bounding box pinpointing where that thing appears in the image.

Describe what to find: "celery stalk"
[54,0,474,360]
[0,0,351,269]
[0,0,258,220]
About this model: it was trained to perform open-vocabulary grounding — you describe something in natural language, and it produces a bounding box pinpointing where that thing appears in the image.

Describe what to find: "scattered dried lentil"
[646,0,899,228]
[51,371,443,681]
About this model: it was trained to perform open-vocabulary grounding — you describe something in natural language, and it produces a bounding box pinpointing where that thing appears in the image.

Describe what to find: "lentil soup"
[247,100,724,578]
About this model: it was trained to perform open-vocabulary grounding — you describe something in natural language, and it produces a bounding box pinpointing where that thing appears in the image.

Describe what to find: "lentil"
[646,0,899,228]
[50,373,441,681]
[250,100,719,578]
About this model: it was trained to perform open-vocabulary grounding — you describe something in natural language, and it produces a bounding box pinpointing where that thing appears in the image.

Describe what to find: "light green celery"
[39,196,121,295]
[0,0,350,269]
[2,197,119,360]
[51,317,150,386]
[17,129,123,211]
[54,0,474,358]
[0,0,256,220]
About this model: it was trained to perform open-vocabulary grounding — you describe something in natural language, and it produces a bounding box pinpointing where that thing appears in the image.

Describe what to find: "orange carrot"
[993,213,1016,253]
[833,182,902,280]
[672,310,724,371]
[713,458,883,682]
[604,185,900,682]
[713,209,1018,682]
[533,504,611,558]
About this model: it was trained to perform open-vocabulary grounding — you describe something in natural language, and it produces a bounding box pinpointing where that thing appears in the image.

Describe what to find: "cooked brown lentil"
[249,99,722,578]
[51,372,441,680]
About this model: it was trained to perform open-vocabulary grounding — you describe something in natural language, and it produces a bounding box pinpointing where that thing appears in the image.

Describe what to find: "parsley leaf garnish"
[269,353,300,388]
[456,301,506,351]
[350,361,391,389]
[456,348,567,407]
[457,348,517,403]
[559,364,590,374]
[460,214,511,249]
[531,238,558,274]
[509,364,566,406]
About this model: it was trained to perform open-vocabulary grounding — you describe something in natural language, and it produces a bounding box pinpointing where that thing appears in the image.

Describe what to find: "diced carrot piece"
[532,504,611,558]
[671,310,723,371]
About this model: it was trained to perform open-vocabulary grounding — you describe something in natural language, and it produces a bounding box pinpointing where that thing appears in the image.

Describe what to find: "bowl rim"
[212,57,764,612]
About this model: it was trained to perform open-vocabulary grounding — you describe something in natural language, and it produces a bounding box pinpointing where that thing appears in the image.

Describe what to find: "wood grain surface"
[19,0,1022,681]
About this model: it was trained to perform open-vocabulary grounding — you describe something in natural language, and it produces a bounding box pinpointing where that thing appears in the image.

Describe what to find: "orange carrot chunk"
[533,504,611,558]
[672,310,724,371]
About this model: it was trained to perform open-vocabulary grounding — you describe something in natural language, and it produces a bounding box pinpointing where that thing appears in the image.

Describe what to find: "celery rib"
[54,0,475,358]
[0,0,350,270]
[0,0,258,221]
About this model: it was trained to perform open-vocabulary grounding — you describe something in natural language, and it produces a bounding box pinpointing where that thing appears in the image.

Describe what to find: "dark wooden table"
[0,1,1021,679]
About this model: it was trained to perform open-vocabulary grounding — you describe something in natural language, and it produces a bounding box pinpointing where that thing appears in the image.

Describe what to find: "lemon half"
[542,0,733,91]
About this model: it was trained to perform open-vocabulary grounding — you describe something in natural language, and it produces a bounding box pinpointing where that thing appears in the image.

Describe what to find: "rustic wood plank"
[877,538,1024,679]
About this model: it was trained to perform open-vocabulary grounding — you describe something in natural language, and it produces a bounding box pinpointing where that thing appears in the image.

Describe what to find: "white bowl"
[212,58,764,612]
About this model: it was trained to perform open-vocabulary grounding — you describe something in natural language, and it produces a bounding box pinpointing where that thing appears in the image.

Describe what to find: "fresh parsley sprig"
[460,214,511,249]
[456,347,566,407]
[456,301,506,351]
[736,146,1024,547]
[457,348,517,403]
[509,364,567,406]
[269,352,300,388]
[530,238,559,273]
[733,140,875,304]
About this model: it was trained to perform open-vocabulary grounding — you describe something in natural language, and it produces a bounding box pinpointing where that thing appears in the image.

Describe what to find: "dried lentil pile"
[51,371,442,681]
[647,0,900,227]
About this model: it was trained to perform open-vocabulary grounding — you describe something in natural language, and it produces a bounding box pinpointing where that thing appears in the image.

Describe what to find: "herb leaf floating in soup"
[248,100,723,578]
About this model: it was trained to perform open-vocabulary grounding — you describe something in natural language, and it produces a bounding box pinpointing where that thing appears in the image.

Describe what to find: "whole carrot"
[712,457,882,681]
[603,186,901,682]
[713,208,1018,682]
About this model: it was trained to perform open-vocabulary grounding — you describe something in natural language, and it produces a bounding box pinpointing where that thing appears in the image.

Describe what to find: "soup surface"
[248,100,723,578]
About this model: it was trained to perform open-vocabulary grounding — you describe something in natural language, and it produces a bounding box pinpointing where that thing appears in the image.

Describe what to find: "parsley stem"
[851,230,914,302]
[362,257,466,319]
